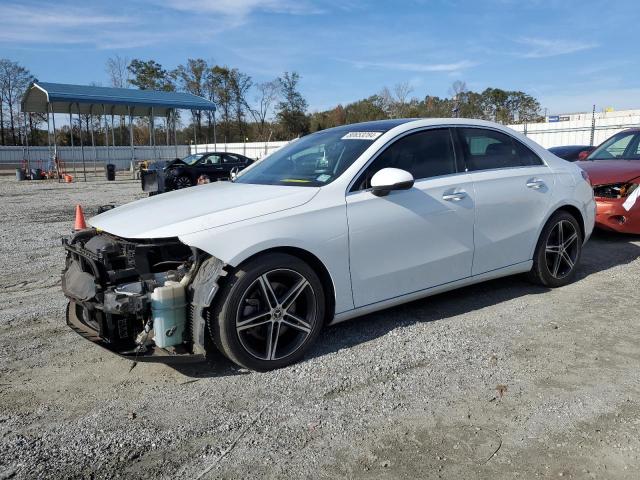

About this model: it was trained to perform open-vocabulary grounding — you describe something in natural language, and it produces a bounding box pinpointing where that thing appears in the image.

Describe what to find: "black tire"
[527,211,583,287]
[207,253,325,371]
[174,174,193,189]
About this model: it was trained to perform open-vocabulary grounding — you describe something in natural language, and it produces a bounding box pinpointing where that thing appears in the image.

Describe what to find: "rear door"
[222,154,246,178]
[346,128,475,307]
[196,153,224,179]
[454,127,555,275]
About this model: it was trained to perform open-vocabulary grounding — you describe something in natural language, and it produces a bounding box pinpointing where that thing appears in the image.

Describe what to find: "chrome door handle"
[526,178,545,189]
[442,191,467,201]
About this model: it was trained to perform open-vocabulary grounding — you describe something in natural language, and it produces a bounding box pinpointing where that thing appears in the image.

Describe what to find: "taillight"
[580,169,591,185]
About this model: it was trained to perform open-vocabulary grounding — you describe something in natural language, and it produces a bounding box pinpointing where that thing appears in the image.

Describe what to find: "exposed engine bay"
[592,182,638,199]
[61,229,225,360]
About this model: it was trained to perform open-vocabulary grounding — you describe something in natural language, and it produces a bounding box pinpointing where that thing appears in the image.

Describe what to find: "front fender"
[178,202,354,314]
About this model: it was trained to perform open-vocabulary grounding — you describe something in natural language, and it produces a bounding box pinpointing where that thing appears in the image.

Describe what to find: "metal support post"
[77,103,87,181]
[103,104,110,171]
[51,105,59,181]
[23,112,31,174]
[172,110,178,158]
[89,105,97,175]
[69,106,76,175]
[150,107,157,161]
[213,109,217,151]
[128,106,134,164]
[193,118,197,154]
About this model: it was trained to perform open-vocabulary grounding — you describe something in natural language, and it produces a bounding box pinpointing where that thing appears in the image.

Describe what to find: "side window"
[458,128,542,171]
[202,154,221,165]
[354,128,456,190]
[223,154,241,164]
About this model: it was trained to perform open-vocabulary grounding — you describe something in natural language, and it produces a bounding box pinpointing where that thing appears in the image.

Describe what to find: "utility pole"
[589,104,596,146]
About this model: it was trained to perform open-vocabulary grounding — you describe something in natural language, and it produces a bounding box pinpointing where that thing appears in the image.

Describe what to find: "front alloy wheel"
[174,175,192,189]
[236,269,316,361]
[208,253,325,371]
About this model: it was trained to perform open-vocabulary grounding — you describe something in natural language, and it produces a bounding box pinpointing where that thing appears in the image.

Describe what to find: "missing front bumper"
[66,301,205,364]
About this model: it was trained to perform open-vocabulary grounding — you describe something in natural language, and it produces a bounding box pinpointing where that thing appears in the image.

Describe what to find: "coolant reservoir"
[151,281,186,348]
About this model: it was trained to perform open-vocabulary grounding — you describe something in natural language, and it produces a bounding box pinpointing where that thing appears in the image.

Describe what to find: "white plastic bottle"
[150,281,187,348]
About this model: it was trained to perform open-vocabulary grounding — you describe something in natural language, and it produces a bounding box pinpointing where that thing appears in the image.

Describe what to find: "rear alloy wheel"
[208,253,325,371]
[528,211,583,287]
[174,175,192,189]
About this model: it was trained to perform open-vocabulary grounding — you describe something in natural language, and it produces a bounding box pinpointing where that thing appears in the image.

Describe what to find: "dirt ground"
[1,176,639,479]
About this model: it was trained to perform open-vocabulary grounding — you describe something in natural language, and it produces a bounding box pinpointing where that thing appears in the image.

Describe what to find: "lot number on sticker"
[342,131,383,140]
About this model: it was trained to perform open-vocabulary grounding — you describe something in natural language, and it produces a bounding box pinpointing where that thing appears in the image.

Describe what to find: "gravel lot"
[1,175,639,479]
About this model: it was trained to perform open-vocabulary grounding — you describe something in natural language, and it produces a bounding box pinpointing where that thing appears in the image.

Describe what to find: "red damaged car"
[576,128,640,234]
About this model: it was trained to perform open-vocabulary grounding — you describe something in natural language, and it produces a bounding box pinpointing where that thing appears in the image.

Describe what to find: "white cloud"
[516,37,598,58]
[0,2,144,47]
[162,0,322,18]
[0,4,129,28]
[347,59,478,73]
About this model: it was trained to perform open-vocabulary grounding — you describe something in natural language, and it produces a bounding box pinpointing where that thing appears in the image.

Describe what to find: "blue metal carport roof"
[21,81,216,116]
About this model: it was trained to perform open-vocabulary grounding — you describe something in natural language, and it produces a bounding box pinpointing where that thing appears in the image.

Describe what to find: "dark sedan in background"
[548,145,595,162]
[141,152,254,194]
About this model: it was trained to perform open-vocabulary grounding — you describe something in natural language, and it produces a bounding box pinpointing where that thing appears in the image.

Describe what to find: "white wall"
[190,140,291,160]
[0,145,189,171]
[6,109,640,171]
[509,113,640,148]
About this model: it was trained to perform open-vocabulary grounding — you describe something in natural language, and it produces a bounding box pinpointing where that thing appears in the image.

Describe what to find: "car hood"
[575,160,640,185]
[89,182,320,238]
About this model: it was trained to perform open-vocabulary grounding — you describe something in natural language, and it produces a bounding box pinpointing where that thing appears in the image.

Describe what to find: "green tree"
[276,72,308,137]
[0,59,34,145]
[174,58,208,139]
[343,95,387,123]
[249,80,280,141]
[127,59,174,91]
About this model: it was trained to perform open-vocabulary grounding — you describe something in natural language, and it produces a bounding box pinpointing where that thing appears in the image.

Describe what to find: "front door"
[346,128,475,307]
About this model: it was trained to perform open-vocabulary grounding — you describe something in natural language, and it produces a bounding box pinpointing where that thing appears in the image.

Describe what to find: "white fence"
[0,145,189,171]
[4,112,640,173]
[510,114,640,148]
[190,141,291,160]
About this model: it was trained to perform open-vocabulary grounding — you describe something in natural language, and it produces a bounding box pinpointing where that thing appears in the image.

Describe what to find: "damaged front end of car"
[61,228,225,362]
[591,178,640,233]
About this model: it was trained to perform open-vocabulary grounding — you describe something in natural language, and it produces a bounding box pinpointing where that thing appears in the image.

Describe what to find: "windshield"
[181,154,204,165]
[589,132,640,160]
[235,129,381,186]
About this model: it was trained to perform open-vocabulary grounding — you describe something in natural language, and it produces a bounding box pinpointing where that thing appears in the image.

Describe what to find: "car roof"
[549,145,591,150]
[316,117,524,135]
[194,152,247,156]
[321,119,418,133]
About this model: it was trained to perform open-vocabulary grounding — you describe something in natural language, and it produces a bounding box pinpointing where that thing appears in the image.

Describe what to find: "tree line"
[308,80,543,132]
[0,56,544,148]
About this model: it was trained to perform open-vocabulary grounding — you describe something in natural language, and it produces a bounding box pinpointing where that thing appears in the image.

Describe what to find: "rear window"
[457,127,543,171]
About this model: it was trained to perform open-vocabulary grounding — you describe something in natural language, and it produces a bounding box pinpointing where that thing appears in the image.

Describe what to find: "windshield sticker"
[316,174,331,183]
[341,131,383,140]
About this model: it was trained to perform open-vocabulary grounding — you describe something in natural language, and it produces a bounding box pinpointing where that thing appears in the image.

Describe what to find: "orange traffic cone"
[74,205,87,231]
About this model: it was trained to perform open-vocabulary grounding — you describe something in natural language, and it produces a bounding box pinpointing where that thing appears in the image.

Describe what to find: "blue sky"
[2,0,638,115]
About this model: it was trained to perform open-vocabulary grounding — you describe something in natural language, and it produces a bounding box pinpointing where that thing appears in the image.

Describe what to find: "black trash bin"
[105,163,116,181]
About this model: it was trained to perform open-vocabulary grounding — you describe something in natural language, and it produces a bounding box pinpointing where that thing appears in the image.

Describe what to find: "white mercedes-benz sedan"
[62,118,595,371]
